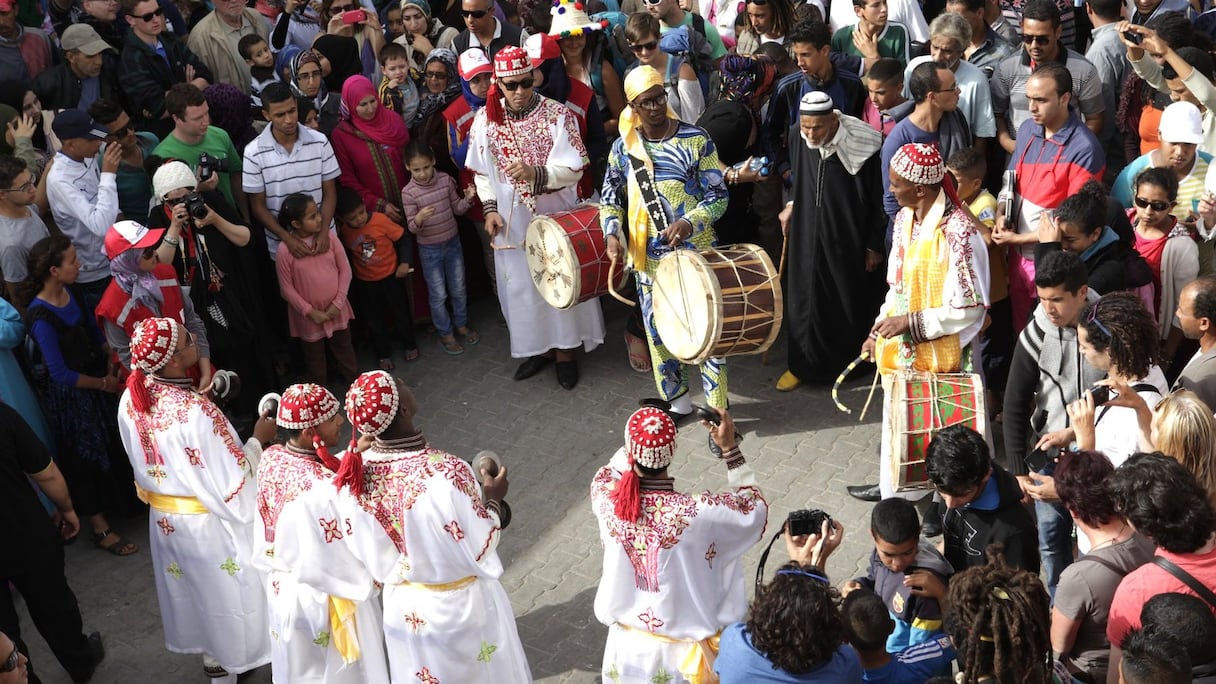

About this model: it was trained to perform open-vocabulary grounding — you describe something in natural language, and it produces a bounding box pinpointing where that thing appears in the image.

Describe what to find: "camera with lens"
[787,509,832,537]
[183,192,208,221]
[197,152,230,182]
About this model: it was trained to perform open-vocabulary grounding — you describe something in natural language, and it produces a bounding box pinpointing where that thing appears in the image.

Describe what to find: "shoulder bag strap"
[1151,555,1216,610]
[1073,553,1130,577]
[626,153,671,234]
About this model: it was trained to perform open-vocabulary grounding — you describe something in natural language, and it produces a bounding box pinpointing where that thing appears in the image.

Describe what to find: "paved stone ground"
[17,297,895,684]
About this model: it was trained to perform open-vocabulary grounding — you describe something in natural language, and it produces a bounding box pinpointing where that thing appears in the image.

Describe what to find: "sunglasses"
[107,123,132,139]
[641,0,663,6]
[630,40,658,53]
[129,6,164,20]
[1086,301,1112,338]
[329,4,353,10]
[499,77,533,91]
[0,645,17,674]
[461,7,491,17]
[1022,34,1051,45]
[1134,196,1172,212]
[425,70,448,79]
[632,93,668,110]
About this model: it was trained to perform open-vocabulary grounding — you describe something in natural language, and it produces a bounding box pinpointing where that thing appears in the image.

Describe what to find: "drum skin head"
[526,215,580,309]
[653,249,721,364]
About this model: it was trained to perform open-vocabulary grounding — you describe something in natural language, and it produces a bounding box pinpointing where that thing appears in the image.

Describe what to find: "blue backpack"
[658,23,713,98]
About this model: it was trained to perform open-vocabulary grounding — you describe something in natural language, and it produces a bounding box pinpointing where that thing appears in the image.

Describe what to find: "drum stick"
[608,254,635,306]
[831,353,869,414]
[760,234,789,366]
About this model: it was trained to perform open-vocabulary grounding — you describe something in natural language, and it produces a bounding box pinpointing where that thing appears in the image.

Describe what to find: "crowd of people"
[3,0,1216,679]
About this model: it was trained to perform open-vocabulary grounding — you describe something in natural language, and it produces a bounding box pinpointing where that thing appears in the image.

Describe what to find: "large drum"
[525,204,620,309]
[651,244,782,365]
[888,372,986,491]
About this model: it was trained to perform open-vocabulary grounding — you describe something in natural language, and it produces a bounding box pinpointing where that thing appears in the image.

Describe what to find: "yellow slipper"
[775,370,802,392]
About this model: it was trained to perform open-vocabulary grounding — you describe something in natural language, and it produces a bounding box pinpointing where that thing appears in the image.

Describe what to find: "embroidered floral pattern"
[320,517,344,543]
[147,466,167,485]
[481,98,588,211]
[637,608,664,633]
[476,641,497,663]
[314,631,330,647]
[256,445,325,543]
[443,521,464,542]
[166,561,182,579]
[650,667,673,684]
[704,542,716,568]
[157,517,175,536]
[185,447,204,467]
[592,467,699,592]
[404,612,426,632]
[220,557,240,576]
[416,666,440,683]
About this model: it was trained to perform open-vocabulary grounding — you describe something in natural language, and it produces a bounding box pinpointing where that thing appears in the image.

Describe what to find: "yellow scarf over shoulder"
[619,66,679,269]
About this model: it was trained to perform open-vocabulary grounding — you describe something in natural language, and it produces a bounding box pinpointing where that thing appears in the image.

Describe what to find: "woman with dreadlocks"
[946,545,1073,683]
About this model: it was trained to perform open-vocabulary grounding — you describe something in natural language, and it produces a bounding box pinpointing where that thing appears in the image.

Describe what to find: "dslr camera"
[787,509,832,537]
[197,152,230,182]
[183,192,208,220]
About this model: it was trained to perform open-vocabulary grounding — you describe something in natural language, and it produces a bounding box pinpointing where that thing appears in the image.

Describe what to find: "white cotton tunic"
[253,445,390,684]
[591,448,768,684]
[466,96,605,358]
[116,381,270,673]
[280,437,532,684]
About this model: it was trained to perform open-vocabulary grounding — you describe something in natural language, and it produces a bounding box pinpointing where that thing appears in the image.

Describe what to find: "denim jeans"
[1036,461,1073,598]
[418,236,468,337]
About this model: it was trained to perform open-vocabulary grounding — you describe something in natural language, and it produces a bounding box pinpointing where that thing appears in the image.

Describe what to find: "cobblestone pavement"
[18,299,892,683]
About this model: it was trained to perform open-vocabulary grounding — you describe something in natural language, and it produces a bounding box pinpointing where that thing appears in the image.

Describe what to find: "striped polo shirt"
[242,125,341,258]
[990,47,1105,140]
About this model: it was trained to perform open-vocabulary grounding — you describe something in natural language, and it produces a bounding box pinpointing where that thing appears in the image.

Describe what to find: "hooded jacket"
[1002,289,1105,473]
[942,464,1040,573]
[1035,228,1154,296]
[854,539,954,652]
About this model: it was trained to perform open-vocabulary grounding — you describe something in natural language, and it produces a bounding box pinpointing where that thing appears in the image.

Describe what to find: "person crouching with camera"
[715,507,862,682]
[591,406,768,684]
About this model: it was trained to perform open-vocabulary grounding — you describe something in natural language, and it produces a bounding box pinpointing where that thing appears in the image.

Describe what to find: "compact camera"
[787,509,832,537]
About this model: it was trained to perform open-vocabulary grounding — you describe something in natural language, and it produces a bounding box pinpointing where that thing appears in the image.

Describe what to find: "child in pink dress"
[275,193,359,386]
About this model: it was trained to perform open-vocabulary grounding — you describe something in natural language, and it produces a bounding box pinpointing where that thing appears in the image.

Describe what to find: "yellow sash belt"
[397,576,477,592]
[328,597,361,664]
[616,623,722,684]
[135,485,209,515]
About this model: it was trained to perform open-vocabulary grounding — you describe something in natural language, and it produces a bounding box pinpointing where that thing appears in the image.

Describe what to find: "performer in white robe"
[281,371,532,683]
[850,143,991,502]
[115,317,276,680]
[253,383,389,684]
[591,407,768,684]
[466,45,604,389]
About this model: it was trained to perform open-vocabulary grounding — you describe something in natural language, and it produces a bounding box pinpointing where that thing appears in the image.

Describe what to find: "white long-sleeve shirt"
[46,152,119,284]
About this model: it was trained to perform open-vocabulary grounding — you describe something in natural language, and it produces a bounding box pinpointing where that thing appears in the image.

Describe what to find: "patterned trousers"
[636,272,729,408]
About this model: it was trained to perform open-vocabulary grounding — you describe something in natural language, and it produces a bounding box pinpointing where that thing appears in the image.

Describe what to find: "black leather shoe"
[513,355,552,380]
[69,632,105,682]
[638,398,695,426]
[707,433,723,458]
[555,360,579,390]
[846,483,883,502]
[922,520,943,538]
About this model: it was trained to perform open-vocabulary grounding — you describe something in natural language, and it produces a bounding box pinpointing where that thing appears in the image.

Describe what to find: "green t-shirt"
[152,126,243,208]
[659,11,727,60]
[831,22,910,66]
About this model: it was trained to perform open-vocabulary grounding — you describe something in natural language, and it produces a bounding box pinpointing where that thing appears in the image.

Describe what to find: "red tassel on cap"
[609,456,642,522]
[485,83,505,125]
[333,438,365,497]
[313,435,342,472]
[127,369,152,414]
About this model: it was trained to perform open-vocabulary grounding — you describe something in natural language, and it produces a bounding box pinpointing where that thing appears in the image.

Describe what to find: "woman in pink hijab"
[330,74,411,223]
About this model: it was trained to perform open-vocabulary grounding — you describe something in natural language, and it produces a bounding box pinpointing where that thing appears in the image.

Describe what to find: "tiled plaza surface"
[17,299,895,683]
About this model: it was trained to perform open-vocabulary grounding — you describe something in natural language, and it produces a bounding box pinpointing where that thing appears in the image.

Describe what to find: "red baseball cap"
[104,220,166,259]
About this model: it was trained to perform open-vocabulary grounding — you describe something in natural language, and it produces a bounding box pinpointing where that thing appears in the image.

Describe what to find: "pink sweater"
[275,229,355,342]
[401,171,473,245]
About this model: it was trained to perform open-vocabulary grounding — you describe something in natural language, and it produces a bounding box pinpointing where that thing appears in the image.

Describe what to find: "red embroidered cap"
[625,407,677,469]
[493,46,532,79]
[130,317,180,374]
[890,142,944,186]
[345,370,400,437]
[458,48,492,81]
[277,383,339,430]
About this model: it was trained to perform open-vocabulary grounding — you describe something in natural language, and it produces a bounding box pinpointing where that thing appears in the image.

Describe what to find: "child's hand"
[395,263,412,278]
[325,304,341,319]
[308,309,330,324]
[415,206,436,225]
[387,77,400,89]
[464,184,477,201]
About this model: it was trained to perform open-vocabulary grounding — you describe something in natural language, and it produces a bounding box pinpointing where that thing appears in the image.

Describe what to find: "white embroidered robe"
[280,438,532,684]
[590,448,768,684]
[466,95,605,358]
[116,381,270,672]
[253,445,390,684]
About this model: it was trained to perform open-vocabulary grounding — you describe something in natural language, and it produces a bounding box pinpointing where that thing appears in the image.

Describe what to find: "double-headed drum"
[525,204,616,309]
[651,243,782,365]
[888,372,986,491]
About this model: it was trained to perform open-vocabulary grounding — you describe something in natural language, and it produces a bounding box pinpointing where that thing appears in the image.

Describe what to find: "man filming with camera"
[1002,250,1103,595]
[591,406,768,684]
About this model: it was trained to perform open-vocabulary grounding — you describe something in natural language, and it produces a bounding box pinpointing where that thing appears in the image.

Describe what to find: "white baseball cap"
[1159,101,1205,145]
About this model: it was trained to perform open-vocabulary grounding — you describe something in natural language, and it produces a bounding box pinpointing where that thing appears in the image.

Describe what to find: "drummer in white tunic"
[253,383,389,684]
[282,371,532,683]
[466,45,605,390]
[591,406,768,683]
[115,317,276,680]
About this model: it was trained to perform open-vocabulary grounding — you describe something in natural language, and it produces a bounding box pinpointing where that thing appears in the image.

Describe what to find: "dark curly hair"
[945,545,1053,684]
[1108,452,1215,553]
[1054,450,1118,528]
[1078,292,1159,379]
[745,562,844,674]
[1054,180,1107,239]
